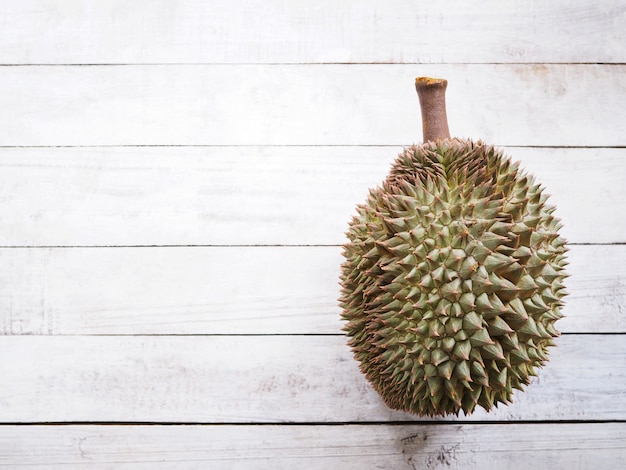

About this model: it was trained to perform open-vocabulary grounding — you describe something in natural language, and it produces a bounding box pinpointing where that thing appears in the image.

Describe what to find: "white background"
[0,1,625,468]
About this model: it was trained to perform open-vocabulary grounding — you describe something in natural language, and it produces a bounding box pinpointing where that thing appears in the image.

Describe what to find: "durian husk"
[339,138,568,417]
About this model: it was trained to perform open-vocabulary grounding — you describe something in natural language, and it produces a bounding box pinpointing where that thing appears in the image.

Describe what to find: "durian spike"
[415,77,451,143]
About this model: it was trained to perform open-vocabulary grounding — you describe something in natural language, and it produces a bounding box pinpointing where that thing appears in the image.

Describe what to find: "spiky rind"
[340,139,568,417]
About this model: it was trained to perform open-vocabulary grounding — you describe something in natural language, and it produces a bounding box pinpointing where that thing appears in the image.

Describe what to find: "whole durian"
[339,77,568,417]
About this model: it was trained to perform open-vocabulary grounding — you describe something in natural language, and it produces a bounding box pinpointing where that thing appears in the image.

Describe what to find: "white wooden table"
[0,1,624,468]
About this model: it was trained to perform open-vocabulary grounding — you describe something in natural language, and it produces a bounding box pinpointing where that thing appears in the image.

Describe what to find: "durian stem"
[415,77,451,143]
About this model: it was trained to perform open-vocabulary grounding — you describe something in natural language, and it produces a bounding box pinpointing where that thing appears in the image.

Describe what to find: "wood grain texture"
[0,0,623,465]
[0,64,624,147]
[0,335,623,423]
[0,423,624,469]
[0,146,623,246]
[0,245,623,335]
[0,0,623,64]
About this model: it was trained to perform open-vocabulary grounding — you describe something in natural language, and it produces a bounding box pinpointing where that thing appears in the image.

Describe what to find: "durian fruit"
[339,77,568,417]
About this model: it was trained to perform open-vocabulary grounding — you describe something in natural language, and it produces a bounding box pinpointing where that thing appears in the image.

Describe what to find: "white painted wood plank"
[559,245,626,334]
[0,335,623,423]
[0,146,623,246]
[0,0,623,64]
[0,246,342,335]
[0,423,624,469]
[0,64,623,147]
[0,245,622,335]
